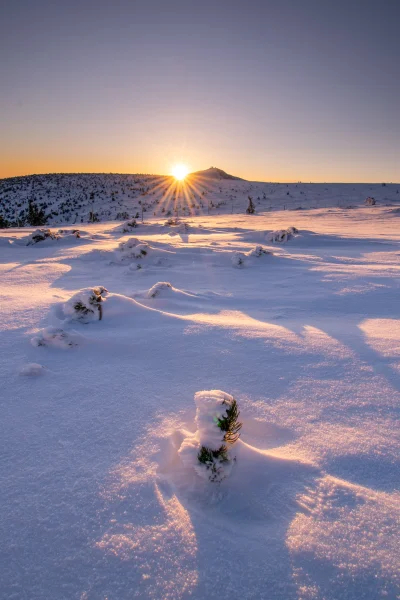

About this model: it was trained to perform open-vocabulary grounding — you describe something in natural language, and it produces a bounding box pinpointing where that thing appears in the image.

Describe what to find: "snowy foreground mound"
[1,208,400,600]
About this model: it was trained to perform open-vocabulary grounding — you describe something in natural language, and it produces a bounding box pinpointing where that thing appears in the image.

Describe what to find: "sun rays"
[140,170,211,218]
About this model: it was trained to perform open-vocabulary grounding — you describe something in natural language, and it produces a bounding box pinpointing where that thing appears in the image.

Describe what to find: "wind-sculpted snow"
[1,206,400,599]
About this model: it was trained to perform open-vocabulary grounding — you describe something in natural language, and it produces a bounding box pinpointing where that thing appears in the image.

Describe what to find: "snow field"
[0,206,399,599]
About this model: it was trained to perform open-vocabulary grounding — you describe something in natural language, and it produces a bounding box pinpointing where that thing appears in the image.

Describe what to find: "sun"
[172,164,189,181]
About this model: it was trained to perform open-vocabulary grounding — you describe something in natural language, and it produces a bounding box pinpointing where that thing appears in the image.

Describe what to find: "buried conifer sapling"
[179,390,242,482]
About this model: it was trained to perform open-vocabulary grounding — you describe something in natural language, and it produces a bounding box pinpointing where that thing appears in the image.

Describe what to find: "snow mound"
[164,218,190,233]
[31,327,81,349]
[62,286,108,323]
[247,245,273,257]
[19,363,46,376]
[147,282,172,298]
[57,229,82,238]
[116,237,150,262]
[26,228,61,245]
[23,228,85,245]
[115,219,138,233]
[179,390,241,483]
[267,226,298,243]
[232,251,246,268]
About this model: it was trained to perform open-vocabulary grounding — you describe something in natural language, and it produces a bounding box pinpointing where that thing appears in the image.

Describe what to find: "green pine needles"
[198,445,228,465]
[216,398,242,445]
[197,396,242,481]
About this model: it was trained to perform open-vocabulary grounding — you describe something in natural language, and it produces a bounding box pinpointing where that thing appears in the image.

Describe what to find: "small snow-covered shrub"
[232,252,246,268]
[63,286,108,322]
[164,217,180,226]
[177,222,190,233]
[121,219,138,232]
[31,327,79,349]
[365,197,376,206]
[117,237,149,261]
[267,226,298,243]
[26,229,61,245]
[286,226,298,235]
[118,237,140,250]
[179,390,242,483]
[57,229,81,238]
[247,245,272,257]
[147,281,172,298]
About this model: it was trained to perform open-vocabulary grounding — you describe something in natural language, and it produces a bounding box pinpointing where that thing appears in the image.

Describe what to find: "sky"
[1,0,399,182]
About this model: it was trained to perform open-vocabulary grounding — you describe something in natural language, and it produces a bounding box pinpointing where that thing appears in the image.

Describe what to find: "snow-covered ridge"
[1,171,399,227]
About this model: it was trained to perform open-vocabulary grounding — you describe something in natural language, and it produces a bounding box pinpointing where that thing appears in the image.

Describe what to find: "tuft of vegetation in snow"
[247,245,272,257]
[118,219,138,233]
[179,390,242,483]
[26,228,61,245]
[31,327,80,349]
[117,238,149,262]
[267,226,298,243]
[232,252,246,267]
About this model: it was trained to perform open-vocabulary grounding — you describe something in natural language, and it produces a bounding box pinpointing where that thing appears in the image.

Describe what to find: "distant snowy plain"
[1,205,399,599]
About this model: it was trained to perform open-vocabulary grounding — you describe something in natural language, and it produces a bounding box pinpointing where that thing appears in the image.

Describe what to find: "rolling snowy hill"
[0,170,399,227]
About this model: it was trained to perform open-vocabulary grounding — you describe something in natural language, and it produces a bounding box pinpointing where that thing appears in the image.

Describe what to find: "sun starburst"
[171,164,189,181]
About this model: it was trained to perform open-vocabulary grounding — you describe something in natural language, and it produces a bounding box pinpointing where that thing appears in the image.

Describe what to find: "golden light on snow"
[171,164,189,181]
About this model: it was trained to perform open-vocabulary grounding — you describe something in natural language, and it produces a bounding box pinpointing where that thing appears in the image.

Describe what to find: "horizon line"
[0,170,399,185]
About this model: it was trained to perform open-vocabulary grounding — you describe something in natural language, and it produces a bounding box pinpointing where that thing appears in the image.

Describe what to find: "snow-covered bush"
[31,327,80,349]
[179,390,242,483]
[120,219,138,232]
[26,228,61,245]
[63,286,108,322]
[247,245,272,257]
[267,226,298,243]
[176,221,190,233]
[163,218,190,232]
[147,281,172,298]
[117,237,149,261]
[365,197,376,206]
[232,252,246,268]
[57,229,82,239]
[164,217,180,226]
[286,226,298,235]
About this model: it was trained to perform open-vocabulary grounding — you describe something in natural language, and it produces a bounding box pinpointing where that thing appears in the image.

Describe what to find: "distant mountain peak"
[189,167,245,181]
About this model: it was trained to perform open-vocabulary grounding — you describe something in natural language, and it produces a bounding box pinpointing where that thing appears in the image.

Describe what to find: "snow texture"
[1,203,400,600]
